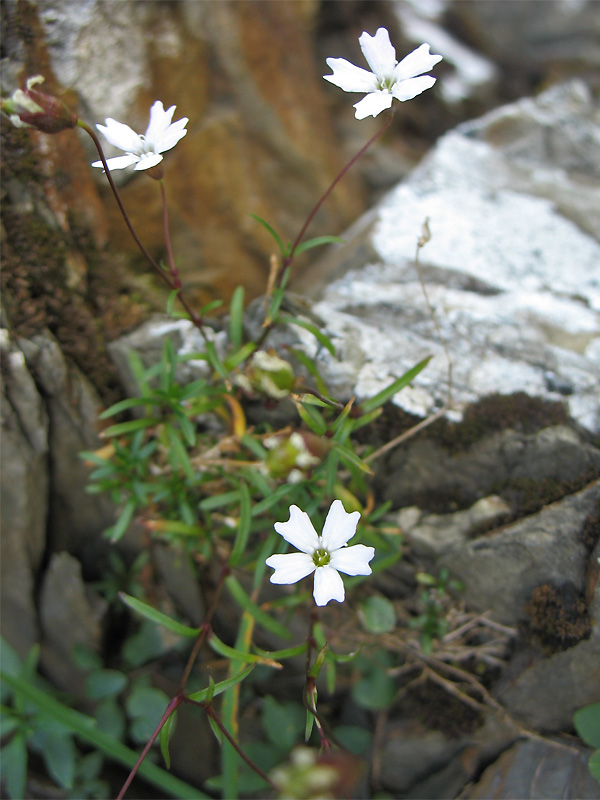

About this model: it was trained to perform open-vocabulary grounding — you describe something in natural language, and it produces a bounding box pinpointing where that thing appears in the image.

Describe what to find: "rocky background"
[2,0,600,797]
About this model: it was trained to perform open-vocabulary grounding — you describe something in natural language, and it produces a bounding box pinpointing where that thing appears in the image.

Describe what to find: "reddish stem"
[159,178,181,288]
[284,111,394,268]
[77,121,204,332]
[116,695,183,800]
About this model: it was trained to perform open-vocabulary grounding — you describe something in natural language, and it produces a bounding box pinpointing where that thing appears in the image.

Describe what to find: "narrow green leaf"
[296,401,327,436]
[229,286,245,351]
[287,348,329,395]
[197,299,224,317]
[108,499,137,542]
[99,397,156,419]
[229,483,251,566]
[308,645,327,679]
[249,213,285,255]
[0,731,27,799]
[333,442,373,474]
[0,672,208,799]
[225,576,291,640]
[251,484,293,516]
[119,593,200,638]
[187,663,255,703]
[305,706,316,742]
[293,235,345,256]
[159,710,177,770]
[360,355,432,413]
[253,643,307,660]
[102,418,161,437]
[224,341,256,372]
[128,350,151,396]
[166,423,195,482]
[208,633,281,667]
[207,713,223,745]
[205,340,229,381]
[281,314,336,356]
[166,288,181,317]
[199,489,241,511]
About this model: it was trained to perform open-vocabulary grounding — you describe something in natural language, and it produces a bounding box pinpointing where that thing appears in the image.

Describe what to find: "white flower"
[91,100,188,171]
[266,500,375,606]
[324,28,442,120]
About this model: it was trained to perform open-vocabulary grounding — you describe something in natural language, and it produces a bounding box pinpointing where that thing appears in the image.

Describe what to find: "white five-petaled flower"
[324,28,442,120]
[91,100,188,172]
[266,500,375,606]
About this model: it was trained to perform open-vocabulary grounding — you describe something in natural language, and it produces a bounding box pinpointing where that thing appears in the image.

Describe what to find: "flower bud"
[235,349,295,400]
[263,431,329,482]
[2,76,78,134]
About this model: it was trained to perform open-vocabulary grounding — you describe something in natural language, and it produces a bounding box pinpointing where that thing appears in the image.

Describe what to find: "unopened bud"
[2,76,78,134]
[235,349,295,400]
[263,430,328,481]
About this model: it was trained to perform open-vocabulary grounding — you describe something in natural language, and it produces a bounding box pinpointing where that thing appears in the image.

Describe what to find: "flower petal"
[393,43,442,82]
[91,154,140,170]
[97,119,142,153]
[324,58,379,93]
[274,505,320,553]
[359,28,397,78]
[133,152,164,170]
[156,118,189,153]
[266,553,315,585]
[330,544,375,576]
[321,500,361,551]
[145,101,174,143]
[391,76,437,103]
[353,91,394,119]
[313,565,345,606]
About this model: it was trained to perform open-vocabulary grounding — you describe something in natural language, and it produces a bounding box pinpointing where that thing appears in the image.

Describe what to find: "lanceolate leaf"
[119,593,200,638]
[360,355,432,413]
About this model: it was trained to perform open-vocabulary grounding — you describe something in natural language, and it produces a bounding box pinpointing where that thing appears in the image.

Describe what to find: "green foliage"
[69,206,433,798]
[359,596,397,634]
[0,639,205,799]
[352,650,397,711]
[574,703,600,782]
[409,569,464,653]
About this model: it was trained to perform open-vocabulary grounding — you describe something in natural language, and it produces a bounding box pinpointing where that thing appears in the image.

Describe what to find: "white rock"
[297,81,600,432]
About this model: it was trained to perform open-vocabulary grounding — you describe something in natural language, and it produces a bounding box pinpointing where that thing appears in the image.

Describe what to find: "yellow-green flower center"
[312,548,330,568]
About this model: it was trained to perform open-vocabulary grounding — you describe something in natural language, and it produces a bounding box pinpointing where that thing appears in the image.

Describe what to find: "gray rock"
[108,316,227,399]
[439,480,600,626]
[494,539,600,732]
[295,80,600,434]
[459,736,600,800]
[399,495,511,560]
[380,712,520,799]
[19,332,115,563]
[39,552,107,694]
[383,424,600,512]
[0,332,49,658]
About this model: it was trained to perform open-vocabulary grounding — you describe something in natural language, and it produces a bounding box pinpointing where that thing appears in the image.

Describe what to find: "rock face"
[295,79,600,435]
[5,0,364,304]
[0,328,114,658]
[0,332,49,657]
